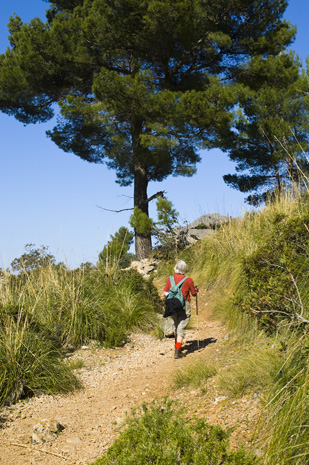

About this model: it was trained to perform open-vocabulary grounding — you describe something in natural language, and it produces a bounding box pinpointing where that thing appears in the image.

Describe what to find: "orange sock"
[176,342,182,350]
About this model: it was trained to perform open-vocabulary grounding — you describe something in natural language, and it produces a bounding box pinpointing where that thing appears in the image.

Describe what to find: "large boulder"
[181,213,230,244]
[186,213,230,230]
[185,228,215,244]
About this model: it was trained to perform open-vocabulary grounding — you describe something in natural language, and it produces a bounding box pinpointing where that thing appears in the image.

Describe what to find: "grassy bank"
[0,265,161,406]
[175,194,309,464]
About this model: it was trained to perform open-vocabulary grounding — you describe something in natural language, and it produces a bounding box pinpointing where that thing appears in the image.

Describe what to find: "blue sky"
[1,1,308,269]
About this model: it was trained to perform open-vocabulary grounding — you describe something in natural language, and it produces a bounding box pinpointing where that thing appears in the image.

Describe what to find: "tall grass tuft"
[260,336,309,465]
[218,342,282,398]
[174,359,217,389]
[100,282,158,347]
[0,316,81,405]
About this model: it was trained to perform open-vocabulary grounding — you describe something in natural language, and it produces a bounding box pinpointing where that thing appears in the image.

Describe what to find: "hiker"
[164,260,198,359]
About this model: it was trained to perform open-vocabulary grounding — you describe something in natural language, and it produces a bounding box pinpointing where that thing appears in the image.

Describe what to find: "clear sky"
[1,1,308,269]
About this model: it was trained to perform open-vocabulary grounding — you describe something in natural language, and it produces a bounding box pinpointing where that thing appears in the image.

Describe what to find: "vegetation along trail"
[0,289,261,465]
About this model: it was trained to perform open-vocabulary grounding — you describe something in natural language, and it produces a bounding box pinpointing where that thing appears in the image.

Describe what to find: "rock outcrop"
[180,213,230,244]
[127,214,230,277]
[130,258,160,278]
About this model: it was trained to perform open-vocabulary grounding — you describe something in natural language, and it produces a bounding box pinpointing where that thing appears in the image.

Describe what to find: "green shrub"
[152,197,185,259]
[239,211,309,331]
[93,400,258,465]
[97,227,135,270]
[129,207,153,235]
[195,222,207,229]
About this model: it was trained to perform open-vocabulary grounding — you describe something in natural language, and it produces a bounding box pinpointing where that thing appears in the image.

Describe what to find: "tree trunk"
[134,166,152,260]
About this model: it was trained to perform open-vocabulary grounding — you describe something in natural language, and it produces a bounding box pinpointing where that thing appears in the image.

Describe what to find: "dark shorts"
[170,301,191,338]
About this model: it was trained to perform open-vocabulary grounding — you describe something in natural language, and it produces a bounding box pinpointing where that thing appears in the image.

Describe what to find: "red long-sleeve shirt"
[164,274,196,302]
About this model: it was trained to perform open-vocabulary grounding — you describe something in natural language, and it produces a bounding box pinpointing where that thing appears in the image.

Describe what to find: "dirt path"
[0,290,261,465]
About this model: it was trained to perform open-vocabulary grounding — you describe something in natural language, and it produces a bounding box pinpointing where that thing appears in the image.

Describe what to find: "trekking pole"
[196,291,200,349]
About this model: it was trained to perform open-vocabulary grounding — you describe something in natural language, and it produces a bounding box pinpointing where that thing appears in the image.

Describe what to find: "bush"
[10,244,56,273]
[98,227,135,269]
[0,318,80,406]
[93,400,258,465]
[239,211,309,331]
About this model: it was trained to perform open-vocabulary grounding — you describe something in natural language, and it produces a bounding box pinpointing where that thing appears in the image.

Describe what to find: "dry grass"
[174,359,217,389]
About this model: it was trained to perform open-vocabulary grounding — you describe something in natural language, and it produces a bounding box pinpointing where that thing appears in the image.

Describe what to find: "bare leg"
[174,327,183,359]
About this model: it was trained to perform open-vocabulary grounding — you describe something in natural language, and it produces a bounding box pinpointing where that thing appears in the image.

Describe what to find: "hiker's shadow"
[183,337,217,355]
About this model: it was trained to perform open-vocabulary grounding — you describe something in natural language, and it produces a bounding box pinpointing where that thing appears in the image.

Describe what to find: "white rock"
[213,396,227,404]
[32,419,64,444]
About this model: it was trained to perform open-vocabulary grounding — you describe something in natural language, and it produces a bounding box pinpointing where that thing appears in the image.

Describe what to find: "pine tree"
[221,53,309,204]
[0,0,295,257]
[98,226,134,268]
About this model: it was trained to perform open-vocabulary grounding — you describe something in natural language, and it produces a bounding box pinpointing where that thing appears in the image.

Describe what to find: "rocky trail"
[0,290,261,465]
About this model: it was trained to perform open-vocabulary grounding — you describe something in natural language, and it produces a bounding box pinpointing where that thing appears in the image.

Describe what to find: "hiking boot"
[174,348,182,359]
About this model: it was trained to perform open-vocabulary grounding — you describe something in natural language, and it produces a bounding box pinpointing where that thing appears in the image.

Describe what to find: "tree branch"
[4,441,68,460]
[96,191,165,213]
[147,191,166,203]
[96,205,134,213]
